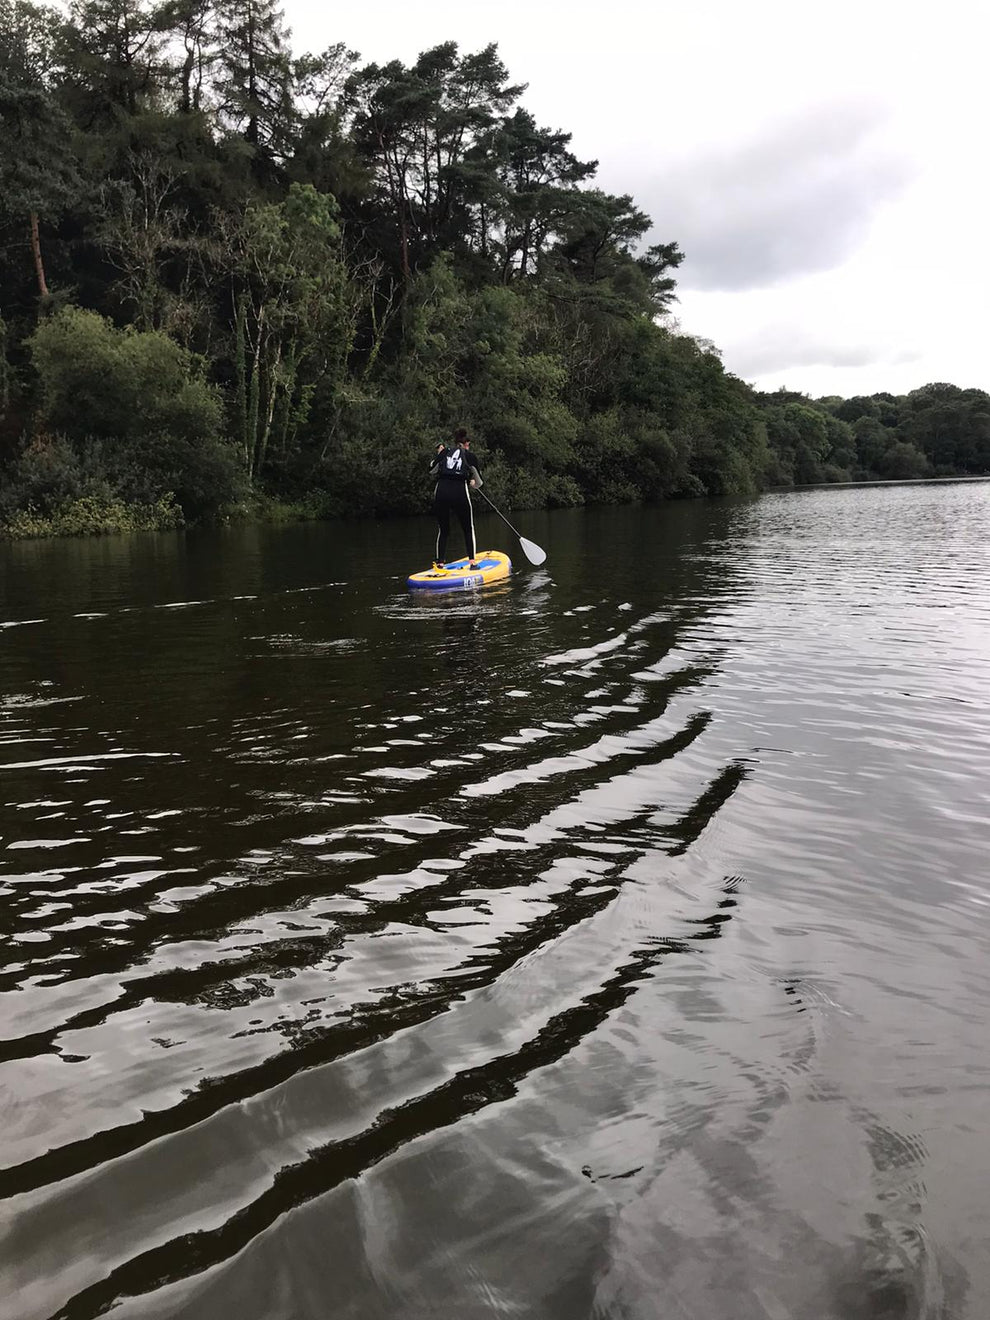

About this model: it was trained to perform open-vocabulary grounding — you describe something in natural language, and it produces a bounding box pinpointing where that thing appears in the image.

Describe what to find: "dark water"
[2,485,989,1320]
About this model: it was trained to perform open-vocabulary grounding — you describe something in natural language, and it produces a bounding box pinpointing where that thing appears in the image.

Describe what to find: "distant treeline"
[1,0,988,536]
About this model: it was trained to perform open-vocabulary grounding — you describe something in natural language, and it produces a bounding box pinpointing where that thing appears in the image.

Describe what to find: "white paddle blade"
[519,536,547,566]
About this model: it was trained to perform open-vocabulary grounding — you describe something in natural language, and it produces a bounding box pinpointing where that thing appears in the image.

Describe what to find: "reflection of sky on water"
[2,487,990,1318]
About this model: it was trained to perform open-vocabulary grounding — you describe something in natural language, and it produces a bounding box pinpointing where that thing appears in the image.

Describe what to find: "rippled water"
[3,484,990,1320]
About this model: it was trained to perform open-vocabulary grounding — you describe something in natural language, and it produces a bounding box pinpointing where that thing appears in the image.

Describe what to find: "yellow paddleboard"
[407,550,512,590]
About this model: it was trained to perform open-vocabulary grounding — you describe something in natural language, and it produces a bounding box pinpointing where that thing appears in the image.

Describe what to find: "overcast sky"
[285,0,988,399]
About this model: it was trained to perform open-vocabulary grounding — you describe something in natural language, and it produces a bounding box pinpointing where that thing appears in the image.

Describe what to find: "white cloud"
[644,103,911,291]
[282,0,990,396]
[722,324,919,379]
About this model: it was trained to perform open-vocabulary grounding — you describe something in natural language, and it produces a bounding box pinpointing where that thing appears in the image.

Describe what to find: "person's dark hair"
[453,426,469,445]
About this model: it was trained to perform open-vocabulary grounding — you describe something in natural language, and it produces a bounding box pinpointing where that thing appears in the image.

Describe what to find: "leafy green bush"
[877,441,929,481]
[0,433,90,517]
[26,308,243,518]
[249,491,340,523]
[1,493,182,539]
[546,473,584,507]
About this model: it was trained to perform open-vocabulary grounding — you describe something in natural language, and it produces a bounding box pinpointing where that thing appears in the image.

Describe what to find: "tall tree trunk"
[30,213,49,298]
[246,7,258,144]
[256,338,281,475]
[399,208,410,282]
[234,294,249,465]
[248,303,264,478]
[180,45,194,113]
[381,138,410,282]
[123,18,136,114]
[0,315,9,418]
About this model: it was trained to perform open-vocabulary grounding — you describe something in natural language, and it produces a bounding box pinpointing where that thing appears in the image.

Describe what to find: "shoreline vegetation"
[2,3,989,541]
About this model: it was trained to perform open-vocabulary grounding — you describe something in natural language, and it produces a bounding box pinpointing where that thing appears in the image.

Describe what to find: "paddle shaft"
[476,488,524,539]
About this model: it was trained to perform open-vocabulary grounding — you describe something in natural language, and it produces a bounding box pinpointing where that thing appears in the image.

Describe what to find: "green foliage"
[0,431,186,534]
[347,43,525,279]
[0,14,985,537]
[1,492,182,538]
[61,0,165,120]
[763,402,830,485]
[0,432,91,516]
[215,0,294,152]
[0,0,82,298]
[250,490,339,522]
[757,384,990,486]
[897,383,990,475]
[876,441,929,481]
[851,416,891,472]
[0,74,80,220]
[26,307,243,516]
[222,182,355,483]
[472,107,597,282]
[822,414,856,473]
[29,306,219,441]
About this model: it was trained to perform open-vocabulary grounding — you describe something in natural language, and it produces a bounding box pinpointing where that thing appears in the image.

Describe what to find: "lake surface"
[2,484,989,1320]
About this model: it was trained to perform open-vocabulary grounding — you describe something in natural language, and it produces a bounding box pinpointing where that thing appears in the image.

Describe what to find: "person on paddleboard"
[429,428,482,569]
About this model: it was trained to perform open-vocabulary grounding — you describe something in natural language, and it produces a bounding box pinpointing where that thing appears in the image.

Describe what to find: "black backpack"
[440,446,470,480]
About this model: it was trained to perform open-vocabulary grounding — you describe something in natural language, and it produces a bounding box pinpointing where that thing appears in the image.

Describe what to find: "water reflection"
[2,487,989,1318]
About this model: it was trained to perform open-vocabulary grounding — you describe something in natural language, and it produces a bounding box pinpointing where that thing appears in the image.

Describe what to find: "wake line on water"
[29,835,749,1320]
[0,752,178,772]
[0,746,744,1203]
[0,591,757,1320]
[0,582,349,632]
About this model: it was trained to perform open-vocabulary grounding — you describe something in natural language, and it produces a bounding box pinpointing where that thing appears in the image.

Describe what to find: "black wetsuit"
[429,445,480,564]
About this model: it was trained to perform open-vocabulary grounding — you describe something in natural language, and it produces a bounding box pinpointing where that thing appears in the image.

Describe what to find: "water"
[2,484,989,1320]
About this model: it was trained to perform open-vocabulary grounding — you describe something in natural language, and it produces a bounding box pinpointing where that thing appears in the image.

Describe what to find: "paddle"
[475,488,547,566]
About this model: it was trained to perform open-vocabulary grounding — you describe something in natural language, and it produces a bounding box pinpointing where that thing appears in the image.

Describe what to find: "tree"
[877,440,928,480]
[8,24,987,539]
[158,0,217,115]
[822,412,856,475]
[347,43,524,280]
[96,153,191,332]
[829,394,880,424]
[762,400,831,485]
[214,0,294,157]
[852,415,893,473]
[285,42,364,202]
[0,0,63,83]
[27,304,242,515]
[61,0,166,121]
[0,0,81,298]
[898,383,990,475]
[0,315,9,420]
[220,182,356,482]
[554,191,683,316]
[470,107,596,279]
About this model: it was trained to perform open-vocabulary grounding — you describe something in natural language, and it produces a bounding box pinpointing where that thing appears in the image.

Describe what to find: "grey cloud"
[726,325,920,378]
[640,103,911,292]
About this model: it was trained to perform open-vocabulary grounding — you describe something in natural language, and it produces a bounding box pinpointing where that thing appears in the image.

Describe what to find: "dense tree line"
[1,0,987,536]
[756,384,990,488]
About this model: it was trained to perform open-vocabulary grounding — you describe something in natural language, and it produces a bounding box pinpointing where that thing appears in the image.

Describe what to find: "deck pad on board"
[407,550,512,590]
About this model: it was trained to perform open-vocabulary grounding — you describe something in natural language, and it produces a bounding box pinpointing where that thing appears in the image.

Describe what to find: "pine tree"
[214,0,294,157]
[62,0,166,121]
[158,0,217,115]
[347,43,524,280]
[0,0,81,298]
[470,108,597,280]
